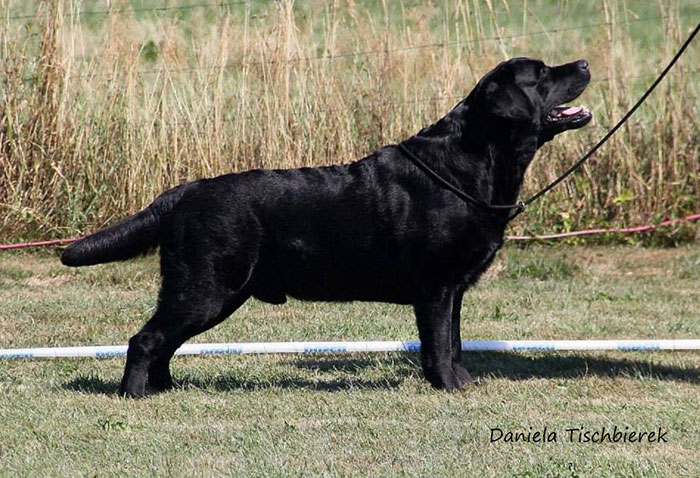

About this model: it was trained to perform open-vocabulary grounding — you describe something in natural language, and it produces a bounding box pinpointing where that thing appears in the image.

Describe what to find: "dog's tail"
[61,184,191,267]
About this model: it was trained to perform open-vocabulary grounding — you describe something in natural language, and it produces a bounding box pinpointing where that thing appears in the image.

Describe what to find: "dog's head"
[468,57,592,147]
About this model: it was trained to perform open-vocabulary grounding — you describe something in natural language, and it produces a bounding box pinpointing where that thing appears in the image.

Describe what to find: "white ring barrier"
[1,339,699,359]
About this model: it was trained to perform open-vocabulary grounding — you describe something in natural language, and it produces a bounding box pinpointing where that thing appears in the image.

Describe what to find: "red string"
[506,213,700,240]
[0,213,698,249]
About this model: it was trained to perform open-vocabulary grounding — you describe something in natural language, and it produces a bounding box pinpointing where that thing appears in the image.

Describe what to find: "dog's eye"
[539,66,549,78]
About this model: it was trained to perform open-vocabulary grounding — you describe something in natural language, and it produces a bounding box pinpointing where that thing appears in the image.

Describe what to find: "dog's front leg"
[414,287,464,390]
[451,289,474,386]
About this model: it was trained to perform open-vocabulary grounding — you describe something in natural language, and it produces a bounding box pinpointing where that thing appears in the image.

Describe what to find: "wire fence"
[7,0,255,21]
[17,11,690,82]
[7,3,698,125]
[13,11,695,91]
[63,63,698,129]
[6,0,537,21]
[39,67,696,129]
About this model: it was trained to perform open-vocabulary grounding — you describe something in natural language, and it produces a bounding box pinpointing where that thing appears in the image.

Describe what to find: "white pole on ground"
[1,339,699,359]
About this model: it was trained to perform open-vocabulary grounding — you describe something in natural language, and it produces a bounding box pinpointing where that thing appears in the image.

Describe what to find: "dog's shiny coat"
[62,58,591,397]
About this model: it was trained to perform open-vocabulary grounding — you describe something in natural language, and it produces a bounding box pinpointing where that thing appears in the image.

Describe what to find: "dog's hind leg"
[145,291,251,392]
[119,284,251,398]
[119,309,171,398]
[120,240,256,398]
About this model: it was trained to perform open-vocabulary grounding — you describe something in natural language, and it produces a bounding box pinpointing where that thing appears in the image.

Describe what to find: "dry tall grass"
[1,0,698,242]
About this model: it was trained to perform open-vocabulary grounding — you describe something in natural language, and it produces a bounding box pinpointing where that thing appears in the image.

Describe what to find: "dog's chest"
[452,233,504,287]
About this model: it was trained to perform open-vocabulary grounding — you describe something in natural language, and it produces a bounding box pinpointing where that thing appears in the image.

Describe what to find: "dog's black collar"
[397,143,525,220]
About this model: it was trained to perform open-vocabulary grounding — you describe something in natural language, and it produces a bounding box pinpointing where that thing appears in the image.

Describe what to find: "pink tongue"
[561,106,583,116]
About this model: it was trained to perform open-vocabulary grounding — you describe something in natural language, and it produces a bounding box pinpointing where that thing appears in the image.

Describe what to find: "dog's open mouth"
[545,105,592,129]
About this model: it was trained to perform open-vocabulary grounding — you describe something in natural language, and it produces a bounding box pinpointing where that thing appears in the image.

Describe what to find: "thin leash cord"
[399,20,700,222]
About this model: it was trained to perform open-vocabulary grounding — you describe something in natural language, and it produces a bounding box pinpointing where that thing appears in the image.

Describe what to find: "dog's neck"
[483,137,537,208]
[409,102,538,218]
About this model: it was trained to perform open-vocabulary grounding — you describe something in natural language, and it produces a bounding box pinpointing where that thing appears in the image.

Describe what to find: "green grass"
[1,245,699,476]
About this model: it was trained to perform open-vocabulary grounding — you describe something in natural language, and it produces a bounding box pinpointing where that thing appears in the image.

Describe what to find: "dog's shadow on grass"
[467,352,700,384]
[62,356,408,396]
[63,352,700,396]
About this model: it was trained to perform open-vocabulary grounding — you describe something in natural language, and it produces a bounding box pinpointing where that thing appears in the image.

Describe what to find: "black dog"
[62,57,592,397]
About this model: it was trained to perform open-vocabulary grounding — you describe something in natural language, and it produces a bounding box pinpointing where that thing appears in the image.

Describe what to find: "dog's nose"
[577,60,589,70]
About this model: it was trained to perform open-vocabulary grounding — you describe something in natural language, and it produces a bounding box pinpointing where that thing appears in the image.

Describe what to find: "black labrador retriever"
[62,57,592,397]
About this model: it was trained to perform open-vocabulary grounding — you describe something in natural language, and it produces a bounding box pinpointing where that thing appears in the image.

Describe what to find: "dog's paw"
[148,379,175,392]
[119,388,147,399]
[452,362,475,387]
[424,365,465,391]
[148,373,175,392]
[119,379,148,399]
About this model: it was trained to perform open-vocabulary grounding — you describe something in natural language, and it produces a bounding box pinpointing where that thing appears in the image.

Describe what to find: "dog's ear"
[483,81,535,123]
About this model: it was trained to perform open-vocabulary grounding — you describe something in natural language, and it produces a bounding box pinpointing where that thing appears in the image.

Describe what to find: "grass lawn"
[0,245,699,477]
